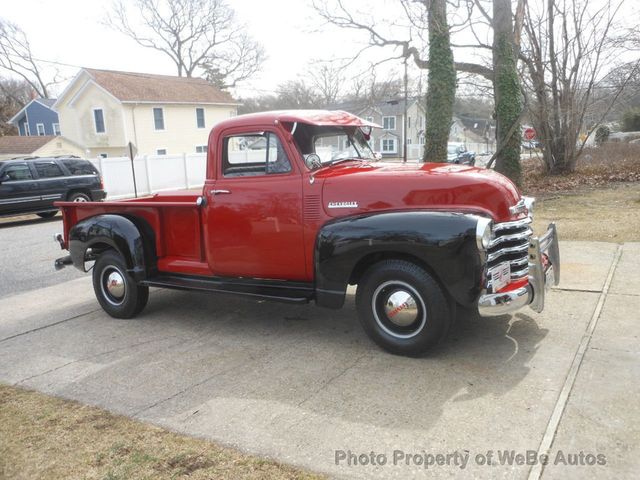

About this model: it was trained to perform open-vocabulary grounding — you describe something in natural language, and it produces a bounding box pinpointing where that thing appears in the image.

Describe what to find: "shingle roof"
[84,68,237,104]
[37,98,57,107]
[0,135,54,154]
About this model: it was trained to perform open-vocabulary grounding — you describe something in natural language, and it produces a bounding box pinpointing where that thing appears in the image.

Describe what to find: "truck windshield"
[292,124,375,166]
[314,129,374,164]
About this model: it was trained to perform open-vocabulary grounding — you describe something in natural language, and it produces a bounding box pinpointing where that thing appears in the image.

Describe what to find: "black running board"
[141,274,314,304]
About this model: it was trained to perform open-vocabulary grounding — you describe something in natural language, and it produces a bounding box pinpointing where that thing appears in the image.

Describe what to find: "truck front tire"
[92,250,149,318]
[356,260,450,356]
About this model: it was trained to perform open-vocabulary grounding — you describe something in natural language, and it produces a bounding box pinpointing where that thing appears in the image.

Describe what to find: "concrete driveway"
[1,240,638,479]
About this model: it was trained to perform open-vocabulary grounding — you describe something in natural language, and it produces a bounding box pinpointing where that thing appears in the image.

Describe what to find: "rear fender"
[68,214,156,281]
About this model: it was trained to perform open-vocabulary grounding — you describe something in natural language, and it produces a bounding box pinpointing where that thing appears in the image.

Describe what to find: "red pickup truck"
[54,110,559,356]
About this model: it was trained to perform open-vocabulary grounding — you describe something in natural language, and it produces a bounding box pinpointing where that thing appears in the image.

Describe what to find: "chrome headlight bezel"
[475,217,493,251]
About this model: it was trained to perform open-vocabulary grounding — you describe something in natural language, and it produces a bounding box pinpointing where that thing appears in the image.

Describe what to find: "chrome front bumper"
[478,223,560,316]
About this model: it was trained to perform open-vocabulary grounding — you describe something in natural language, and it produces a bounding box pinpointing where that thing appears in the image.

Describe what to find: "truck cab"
[54,110,560,356]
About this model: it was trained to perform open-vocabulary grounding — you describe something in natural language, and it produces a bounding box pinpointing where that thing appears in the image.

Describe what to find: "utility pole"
[403,54,408,163]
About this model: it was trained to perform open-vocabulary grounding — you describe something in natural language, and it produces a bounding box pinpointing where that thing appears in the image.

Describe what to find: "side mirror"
[0,173,9,183]
[373,152,383,161]
[304,153,322,170]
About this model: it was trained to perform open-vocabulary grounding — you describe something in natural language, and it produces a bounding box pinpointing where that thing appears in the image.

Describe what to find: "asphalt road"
[1,240,639,479]
[0,213,83,298]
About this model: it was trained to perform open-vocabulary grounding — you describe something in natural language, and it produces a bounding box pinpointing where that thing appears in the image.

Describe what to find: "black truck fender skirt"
[314,211,483,309]
[68,214,156,281]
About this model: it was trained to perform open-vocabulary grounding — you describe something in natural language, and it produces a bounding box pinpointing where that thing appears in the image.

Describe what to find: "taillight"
[100,175,104,189]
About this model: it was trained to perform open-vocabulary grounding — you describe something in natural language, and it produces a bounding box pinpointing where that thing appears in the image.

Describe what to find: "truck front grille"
[486,217,533,292]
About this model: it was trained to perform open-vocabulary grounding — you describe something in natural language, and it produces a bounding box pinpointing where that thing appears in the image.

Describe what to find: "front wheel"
[356,260,450,356]
[68,192,91,202]
[92,250,149,318]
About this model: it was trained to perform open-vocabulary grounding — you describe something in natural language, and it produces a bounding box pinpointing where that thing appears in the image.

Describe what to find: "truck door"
[204,130,307,281]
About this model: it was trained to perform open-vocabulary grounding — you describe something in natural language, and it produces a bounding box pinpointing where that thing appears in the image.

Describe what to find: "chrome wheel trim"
[73,196,88,202]
[100,266,126,306]
[371,280,427,339]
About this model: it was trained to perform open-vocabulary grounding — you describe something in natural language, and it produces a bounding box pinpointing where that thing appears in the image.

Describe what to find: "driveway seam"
[0,308,100,344]
[527,244,623,480]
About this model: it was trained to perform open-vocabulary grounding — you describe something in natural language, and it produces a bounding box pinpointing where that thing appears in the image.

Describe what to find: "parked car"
[447,143,476,165]
[53,110,559,357]
[0,156,106,218]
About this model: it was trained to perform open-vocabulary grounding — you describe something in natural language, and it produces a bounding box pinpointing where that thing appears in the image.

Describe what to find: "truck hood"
[316,161,521,222]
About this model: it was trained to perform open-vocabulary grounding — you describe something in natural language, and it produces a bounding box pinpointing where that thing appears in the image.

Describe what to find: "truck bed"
[56,190,211,276]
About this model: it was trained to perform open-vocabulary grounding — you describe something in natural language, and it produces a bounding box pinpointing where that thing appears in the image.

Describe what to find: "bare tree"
[0,77,32,136]
[520,0,637,173]
[0,19,51,98]
[308,63,344,106]
[107,0,265,88]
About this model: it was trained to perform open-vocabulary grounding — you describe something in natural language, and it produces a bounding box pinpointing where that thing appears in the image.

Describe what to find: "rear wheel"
[356,260,450,356]
[36,211,57,218]
[92,250,149,318]
[68,192,91,202]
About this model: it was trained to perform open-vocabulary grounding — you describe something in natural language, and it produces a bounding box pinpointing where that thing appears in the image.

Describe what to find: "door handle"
[211,189,231,195]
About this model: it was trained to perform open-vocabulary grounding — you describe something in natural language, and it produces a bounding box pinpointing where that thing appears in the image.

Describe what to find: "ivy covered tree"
[492,0,522,184]
[422,0,456,163]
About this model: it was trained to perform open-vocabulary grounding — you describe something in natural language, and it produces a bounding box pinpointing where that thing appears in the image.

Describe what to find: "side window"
[62,159,98,175]
[34,161,64,178]
[223,133,292,177]
[2,163,33,181]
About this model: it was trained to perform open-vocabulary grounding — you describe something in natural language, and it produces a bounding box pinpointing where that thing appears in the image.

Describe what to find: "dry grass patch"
[531,182,640,242]
[0,384,323,480]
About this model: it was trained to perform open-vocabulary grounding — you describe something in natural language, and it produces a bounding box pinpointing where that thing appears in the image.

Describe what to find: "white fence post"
[144,155,152,194]
[182,153,189,189]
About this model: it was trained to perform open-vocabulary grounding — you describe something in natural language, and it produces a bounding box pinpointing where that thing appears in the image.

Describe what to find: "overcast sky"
[1,0,394,98]
[2,0,638,99]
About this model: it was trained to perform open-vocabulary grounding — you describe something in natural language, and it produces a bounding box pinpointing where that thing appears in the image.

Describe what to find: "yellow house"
[54,69,238,158]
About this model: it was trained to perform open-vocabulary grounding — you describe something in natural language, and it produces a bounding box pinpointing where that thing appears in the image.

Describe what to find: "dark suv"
[0,156,106,218]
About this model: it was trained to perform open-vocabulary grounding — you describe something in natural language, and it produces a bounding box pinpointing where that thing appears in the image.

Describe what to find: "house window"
[381,138,397,153]
[93,109,106,133]
[196,108,205,128]
[99,153,108,158]
[408,117,412,129]
[156,149,167,155]
[53,123,61,136]
[407,138,412,145]
[153,108,165,130]
[195,145,207,153]
[36,123,45,136]
[383,116,396,130]
[418,116,423,128]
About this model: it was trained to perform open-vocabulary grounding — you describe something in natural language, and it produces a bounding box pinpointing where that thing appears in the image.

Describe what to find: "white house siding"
[57,79,127,158]
[122,104,236,156]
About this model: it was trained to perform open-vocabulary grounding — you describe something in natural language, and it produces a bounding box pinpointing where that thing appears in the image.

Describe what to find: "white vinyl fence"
[90,153,207,199]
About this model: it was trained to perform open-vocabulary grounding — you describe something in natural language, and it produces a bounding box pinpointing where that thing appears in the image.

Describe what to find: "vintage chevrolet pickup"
[54,110,559,356]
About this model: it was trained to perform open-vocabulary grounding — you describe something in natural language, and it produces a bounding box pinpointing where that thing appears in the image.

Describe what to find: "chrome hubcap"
[73,196,88,202]
[101,267,126,305]
[372,281,427,339]
[383,290,418,326]
[106,271,125,299]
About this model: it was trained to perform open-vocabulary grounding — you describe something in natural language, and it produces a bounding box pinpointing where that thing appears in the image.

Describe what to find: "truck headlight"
[523,196,535,218]
[476,217,493,250]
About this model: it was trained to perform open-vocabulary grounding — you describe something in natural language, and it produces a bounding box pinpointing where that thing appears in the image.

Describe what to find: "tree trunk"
[422,0,456,163]
[492,0,522,185]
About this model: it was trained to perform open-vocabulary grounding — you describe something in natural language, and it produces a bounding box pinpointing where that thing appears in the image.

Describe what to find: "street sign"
[524,128,536,141]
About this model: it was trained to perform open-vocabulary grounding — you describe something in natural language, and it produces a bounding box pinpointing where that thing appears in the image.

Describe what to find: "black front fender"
[315,211,483,309]
[68,214,155,281]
